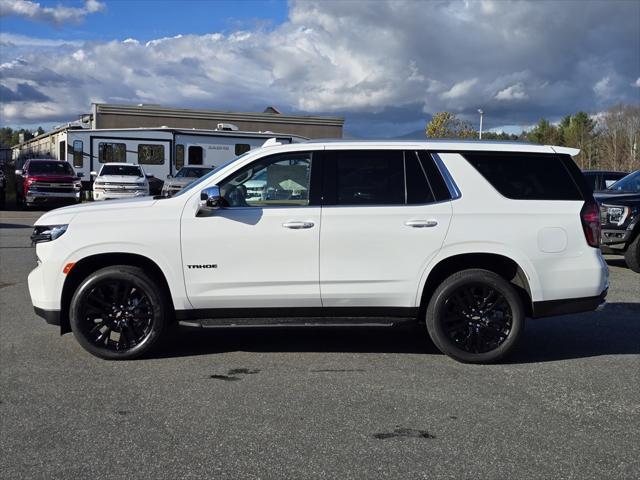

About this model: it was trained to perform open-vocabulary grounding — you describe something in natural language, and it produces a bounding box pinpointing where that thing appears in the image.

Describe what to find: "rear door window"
[334,150,404,205]
[463,152,583,200]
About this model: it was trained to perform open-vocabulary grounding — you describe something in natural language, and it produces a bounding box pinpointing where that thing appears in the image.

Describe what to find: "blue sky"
[2,0,289,43]
[1,0,639,137]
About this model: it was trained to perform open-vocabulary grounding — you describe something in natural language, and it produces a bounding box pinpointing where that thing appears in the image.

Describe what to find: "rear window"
[28,162,74,175]
[463,153,583,201]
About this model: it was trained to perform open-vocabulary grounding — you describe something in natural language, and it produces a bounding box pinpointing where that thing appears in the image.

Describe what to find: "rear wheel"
[624,234,640,273]
[425,269,524,363]
[69,266,168,360]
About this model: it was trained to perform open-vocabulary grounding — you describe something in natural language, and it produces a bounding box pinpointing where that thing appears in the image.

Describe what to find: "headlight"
[31,224,68,244]
[600,204,630,226]
[74,180,82,189]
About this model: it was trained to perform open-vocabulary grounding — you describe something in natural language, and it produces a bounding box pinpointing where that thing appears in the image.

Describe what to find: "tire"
[69,266,169,360]
[425,269,525,364]
[624,234,640,273]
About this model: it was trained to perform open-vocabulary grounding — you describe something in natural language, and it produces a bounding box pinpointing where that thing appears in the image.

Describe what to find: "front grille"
[30,182,75,193]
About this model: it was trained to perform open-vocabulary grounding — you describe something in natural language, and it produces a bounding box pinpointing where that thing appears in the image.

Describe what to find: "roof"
[300,139,581,156]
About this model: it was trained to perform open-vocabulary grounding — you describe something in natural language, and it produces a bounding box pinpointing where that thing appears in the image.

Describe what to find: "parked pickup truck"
[595,170,640,272]
[15,159,82,208]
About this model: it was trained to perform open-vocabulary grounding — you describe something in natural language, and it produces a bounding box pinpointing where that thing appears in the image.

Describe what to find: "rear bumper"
[34,307,61,326]
[532,288,607,318]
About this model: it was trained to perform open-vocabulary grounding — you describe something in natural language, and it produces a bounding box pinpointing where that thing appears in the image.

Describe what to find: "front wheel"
[624,234,640,273]
[69,266,169,360]
[425,269,524,364]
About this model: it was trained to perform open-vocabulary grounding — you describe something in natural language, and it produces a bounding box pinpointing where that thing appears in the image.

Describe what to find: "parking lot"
[1,208,639,480]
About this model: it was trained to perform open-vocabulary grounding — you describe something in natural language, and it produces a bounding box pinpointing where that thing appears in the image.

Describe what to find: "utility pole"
[478,109,484,139]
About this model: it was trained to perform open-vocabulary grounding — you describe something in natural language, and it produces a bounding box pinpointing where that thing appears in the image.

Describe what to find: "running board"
[178,317,415,329]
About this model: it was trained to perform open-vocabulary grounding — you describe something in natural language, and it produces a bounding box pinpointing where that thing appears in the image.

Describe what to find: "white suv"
[28,141,608,363]
[92,163,149,201]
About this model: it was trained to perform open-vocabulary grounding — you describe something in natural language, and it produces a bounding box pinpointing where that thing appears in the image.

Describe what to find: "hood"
[165,177,195,188]
[96,175,146,184]
[28,173,78,182]
[34,196,157,226]
[594,191,640,207]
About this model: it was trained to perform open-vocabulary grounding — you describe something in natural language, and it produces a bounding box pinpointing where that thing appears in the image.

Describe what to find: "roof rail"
[262,138,282,148]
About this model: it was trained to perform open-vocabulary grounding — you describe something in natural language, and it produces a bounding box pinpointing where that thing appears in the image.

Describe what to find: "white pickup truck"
[29,140,608,363]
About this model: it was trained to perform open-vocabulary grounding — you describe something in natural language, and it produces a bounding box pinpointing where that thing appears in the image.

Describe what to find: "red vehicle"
[15,159,82,208]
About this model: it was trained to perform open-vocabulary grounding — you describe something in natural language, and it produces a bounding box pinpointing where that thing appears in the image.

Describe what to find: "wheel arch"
[418,252,534,318]
[60,252,175,334]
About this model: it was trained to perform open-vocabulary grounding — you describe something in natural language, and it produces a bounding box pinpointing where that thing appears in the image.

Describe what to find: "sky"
[0,0,639,138]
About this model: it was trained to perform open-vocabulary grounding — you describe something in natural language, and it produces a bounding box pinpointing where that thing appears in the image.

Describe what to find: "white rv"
[17,127,307,188]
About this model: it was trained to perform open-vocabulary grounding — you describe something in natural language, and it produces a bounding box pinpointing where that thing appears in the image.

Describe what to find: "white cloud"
[0,0,105,25]
[594,76,613,98]
[441,79,478,99]
[634,78,640,87]
[0,0,638,135]
[495,83,528,101]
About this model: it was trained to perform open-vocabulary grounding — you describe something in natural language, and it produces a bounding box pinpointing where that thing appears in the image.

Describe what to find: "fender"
[413,241,542,307]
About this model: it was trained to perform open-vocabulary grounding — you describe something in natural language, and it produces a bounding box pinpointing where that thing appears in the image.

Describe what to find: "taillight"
[581,200,601,248]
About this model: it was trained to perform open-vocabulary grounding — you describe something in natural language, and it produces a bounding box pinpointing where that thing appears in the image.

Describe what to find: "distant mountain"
[391,129,426,140]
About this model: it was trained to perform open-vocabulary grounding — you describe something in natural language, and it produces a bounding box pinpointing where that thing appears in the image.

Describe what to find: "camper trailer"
[15,127,307,189]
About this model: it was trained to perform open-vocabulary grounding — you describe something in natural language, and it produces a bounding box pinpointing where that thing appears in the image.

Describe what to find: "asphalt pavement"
[1,208,639,480]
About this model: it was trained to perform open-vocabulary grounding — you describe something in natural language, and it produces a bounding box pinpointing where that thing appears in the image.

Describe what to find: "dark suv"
[582,170,628,192]
[594,170,640,272]
[0,165,6,209]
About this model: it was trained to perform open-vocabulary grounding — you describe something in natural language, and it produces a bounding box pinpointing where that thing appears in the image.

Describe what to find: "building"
[12,103,344,163]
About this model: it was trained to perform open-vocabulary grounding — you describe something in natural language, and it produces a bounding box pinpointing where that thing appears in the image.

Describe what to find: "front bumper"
[26,190,80,203]
[34,307,61,326]
[601,228,633,247]
[93,189,148,200]
[532,288,608,318]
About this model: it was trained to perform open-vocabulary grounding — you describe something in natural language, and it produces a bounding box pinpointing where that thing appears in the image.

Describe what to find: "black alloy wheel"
[441,283,512,354]
[426,269,524,363]
[70,266,168,360]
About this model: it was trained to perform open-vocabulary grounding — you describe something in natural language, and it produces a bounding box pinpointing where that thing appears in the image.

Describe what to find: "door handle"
[282,221,315,229]
[405,220,438,228]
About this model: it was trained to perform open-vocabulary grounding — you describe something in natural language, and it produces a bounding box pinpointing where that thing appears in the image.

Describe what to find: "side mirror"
[90,171,98,177]
[77,172,84,178]
[15,169,23,176]
[199,185,222,212]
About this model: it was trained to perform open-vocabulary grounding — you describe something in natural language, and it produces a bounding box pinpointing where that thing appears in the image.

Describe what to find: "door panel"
[181,207,321,308]
[181,150,321,309]
[319,149,452,307]
[320,203,451,307]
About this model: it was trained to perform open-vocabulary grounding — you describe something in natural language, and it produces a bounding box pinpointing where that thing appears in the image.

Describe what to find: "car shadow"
[150,302,640,362]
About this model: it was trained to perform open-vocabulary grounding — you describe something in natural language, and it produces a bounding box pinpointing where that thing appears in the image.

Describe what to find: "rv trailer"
[15,127,308,189]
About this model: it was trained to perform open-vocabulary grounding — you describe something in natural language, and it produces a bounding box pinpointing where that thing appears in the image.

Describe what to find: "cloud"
[441,79,478,100]
[634,78,640,88]
[0,0,638,136]
[0,0,105,25]
[495,83,528,101]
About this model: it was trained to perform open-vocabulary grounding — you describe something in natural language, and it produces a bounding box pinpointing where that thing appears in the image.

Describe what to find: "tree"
[524,119,562,145]
[596,104,640,172]
[426,112,477,139]
[559,112,597,169]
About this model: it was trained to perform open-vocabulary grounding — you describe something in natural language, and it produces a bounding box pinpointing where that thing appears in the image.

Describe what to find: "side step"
[178,317,414,329]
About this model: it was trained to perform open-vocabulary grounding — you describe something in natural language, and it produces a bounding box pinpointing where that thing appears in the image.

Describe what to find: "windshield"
[100,165,143,177]
[28,161,74,175]
[607,170,640,193]
[175,167,213,178]
[173,151,254,198]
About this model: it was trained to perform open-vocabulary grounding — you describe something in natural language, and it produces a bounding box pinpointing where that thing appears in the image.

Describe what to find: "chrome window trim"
[431,152,462,200]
